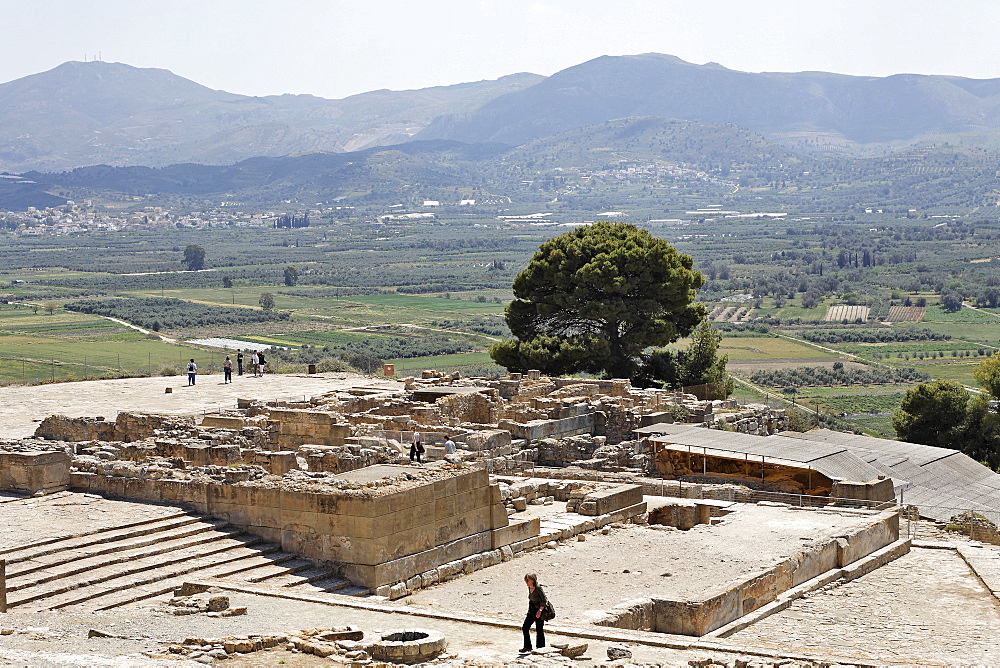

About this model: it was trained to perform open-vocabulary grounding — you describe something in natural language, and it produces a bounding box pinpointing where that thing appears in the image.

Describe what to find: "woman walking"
[520,572,546,653]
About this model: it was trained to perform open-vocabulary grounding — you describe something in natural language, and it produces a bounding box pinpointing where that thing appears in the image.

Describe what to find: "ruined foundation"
[591,508,902,636]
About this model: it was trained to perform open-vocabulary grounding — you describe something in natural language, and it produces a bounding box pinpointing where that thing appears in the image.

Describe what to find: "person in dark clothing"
[236,350,244,376]
[520,572,546,652]
[409,431,424,464]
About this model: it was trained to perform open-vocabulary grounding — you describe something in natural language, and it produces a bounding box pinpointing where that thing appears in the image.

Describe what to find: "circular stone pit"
[370,628,447,662]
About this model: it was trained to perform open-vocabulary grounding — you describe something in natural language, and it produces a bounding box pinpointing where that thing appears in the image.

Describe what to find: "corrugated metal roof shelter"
[647,424,885,490]
[776,429,1000,522]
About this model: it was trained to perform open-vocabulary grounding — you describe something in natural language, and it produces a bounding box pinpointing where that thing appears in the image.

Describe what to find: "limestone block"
[461,554,483,574]
[420,569,439,588]
[0,451,71,495]
[439,560,463,580]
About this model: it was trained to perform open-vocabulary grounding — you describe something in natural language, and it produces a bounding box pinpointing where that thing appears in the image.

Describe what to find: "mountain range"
[5,54,1000,175]
[0,60,540,172]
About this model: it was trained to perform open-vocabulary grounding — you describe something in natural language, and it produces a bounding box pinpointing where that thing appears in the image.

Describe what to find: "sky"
[4,0,1000,99]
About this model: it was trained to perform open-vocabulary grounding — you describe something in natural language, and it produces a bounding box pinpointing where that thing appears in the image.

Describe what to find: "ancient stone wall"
[500,413,595,441]
[601,404,639,444]
[34,412,195,443]
[68,466,523,589]
[267,408,350,448]
[0,449,71,494]
[435,392,500,425]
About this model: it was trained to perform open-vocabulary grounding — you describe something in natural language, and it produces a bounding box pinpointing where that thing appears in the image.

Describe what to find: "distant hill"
[418,53,1000,153]
[21,120,794,203]
[500,117,796,172]
[23,140,510,202]
[0,61,542,172]
[0,174,66,210]
[21,119,1000,213]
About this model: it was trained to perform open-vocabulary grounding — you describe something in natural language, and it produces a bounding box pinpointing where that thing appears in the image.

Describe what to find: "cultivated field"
[718,336,830,361]
[708,304,755,322]
[0,305,194,384]
[885,306,925,322]
[825,305,870,322]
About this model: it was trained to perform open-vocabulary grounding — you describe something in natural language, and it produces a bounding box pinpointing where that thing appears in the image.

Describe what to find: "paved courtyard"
[728,546,1000,665]
[0,373,400,439]
[408,504,885,622]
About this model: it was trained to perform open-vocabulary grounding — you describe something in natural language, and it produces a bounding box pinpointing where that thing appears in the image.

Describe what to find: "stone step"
[0,510,197,563]
[7,518,231,578]
[256,566,335,588]
[85,550,309,611]
[6,525,246,593]
[286,576,354,595]
[332,584,371,597]
[19,540,286,612]
[240,558,314,582]
[8,532,266,609]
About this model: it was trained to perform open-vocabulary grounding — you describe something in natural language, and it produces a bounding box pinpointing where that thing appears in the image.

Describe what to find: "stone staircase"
[0,509,368,612]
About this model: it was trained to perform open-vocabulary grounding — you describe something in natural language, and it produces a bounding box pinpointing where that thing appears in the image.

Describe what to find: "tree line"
[801,327,949,344]
[751,365,930,388]
[64,297,288,331]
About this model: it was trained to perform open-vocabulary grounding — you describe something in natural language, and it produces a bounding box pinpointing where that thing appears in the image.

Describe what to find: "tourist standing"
[236,350,244,376]
[223,356,233,383]
[257,350,267,376]
[251,351,259,377]
[520,573,547,653]
[409,431,424,464]
[444,437,456,455]
[186,359,198,386]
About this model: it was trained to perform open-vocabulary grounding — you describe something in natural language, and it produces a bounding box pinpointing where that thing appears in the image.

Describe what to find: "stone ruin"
[0,369,914,657]
[0,373,793,599]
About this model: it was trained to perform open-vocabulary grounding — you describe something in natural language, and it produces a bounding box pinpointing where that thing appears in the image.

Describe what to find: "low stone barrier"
[594,507,900,636]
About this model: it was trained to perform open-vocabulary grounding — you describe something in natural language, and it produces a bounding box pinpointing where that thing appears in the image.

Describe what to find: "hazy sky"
[4,0,1000,99]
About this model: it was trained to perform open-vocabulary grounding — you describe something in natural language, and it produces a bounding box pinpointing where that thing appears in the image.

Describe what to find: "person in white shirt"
[410,431,424,463]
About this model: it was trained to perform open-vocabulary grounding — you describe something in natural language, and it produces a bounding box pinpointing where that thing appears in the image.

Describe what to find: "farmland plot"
[825,305,870,322]
[728,306,749,322]
[885,306,925,322]
[714,306,738,322]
